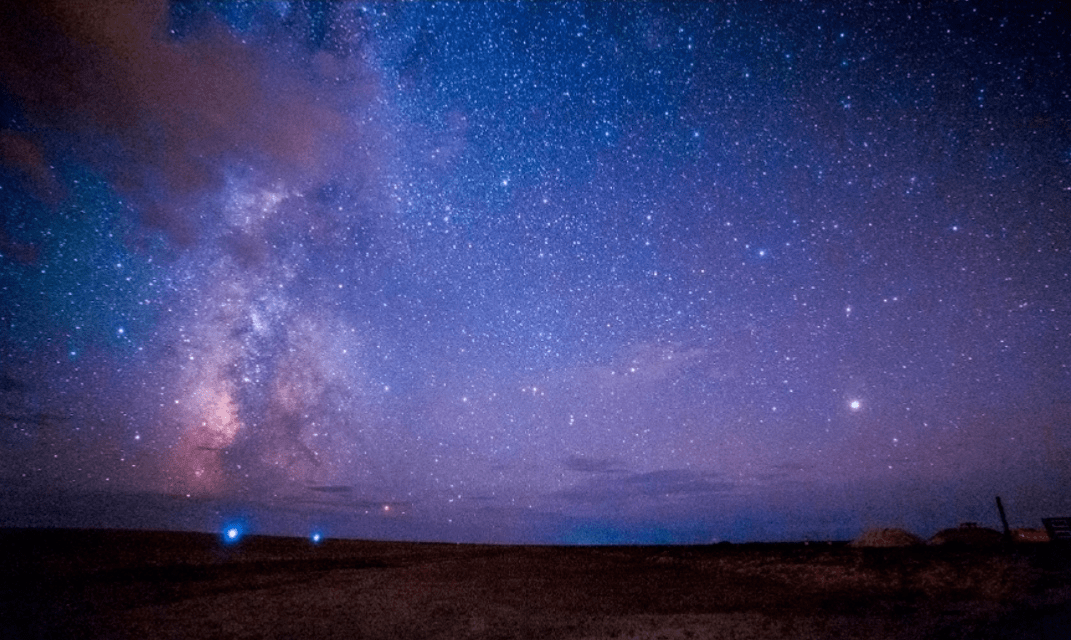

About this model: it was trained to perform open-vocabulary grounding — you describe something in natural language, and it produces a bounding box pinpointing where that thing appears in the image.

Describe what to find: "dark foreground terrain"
[2,528,1069,639]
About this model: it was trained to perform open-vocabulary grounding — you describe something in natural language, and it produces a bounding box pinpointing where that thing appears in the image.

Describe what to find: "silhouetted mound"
[850,527,923,547]
[929,523,1003,547]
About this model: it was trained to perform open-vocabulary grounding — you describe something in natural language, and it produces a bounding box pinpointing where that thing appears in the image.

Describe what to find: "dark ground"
[2,528,1069,639]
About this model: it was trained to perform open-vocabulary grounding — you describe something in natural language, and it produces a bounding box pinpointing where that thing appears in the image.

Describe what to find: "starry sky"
[1,1,1069,544]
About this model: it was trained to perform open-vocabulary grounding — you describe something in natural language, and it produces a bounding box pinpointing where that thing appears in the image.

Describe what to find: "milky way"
[1,1,1069,543]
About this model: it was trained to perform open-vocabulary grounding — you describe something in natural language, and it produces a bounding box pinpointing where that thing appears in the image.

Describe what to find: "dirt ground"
[3,528,1069,639]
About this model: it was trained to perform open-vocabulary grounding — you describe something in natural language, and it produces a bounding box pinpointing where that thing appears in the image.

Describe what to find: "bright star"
[849,400,861,411]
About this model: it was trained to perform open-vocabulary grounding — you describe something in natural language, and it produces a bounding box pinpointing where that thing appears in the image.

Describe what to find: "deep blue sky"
[1,1,1069,544]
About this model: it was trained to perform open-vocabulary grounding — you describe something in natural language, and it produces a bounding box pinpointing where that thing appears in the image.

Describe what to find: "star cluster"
[1,1,1069,543]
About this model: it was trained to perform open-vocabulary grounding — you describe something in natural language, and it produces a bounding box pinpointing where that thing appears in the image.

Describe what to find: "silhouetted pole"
[996,496,1012,545]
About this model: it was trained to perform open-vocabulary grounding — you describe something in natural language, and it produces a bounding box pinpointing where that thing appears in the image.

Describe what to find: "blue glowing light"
[221,523,244,544]
[311,532,323,544]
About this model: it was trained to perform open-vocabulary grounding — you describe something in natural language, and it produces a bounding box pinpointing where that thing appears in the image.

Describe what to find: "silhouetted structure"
[929,522,1003,547]
[1042,517,1071,543]
[996,496,1012,544]
[850,528,924,547]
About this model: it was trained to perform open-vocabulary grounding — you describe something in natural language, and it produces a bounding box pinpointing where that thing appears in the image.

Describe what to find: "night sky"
[1,1,1069,544]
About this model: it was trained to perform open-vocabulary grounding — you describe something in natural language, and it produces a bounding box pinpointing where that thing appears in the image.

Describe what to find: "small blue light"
[221,523,244,544]
[311,532,323,544]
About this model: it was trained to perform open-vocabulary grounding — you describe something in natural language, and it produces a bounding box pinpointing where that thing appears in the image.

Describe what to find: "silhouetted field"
[2,528,1069,639]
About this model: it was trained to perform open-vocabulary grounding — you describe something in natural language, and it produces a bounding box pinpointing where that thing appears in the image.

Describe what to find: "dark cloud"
[562,455,627,474]
[306,485,353,494]
[0,0,378,246]
[0,130,63,205]
[0,410,68,428]
[558,469,734,506]
[623,470,735,497]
